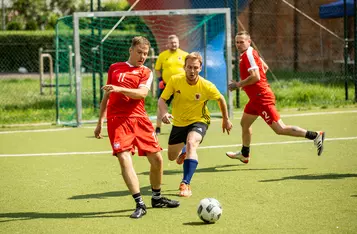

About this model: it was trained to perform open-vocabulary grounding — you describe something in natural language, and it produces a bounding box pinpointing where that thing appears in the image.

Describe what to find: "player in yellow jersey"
[158,52,233,197]
[155,35,188,135]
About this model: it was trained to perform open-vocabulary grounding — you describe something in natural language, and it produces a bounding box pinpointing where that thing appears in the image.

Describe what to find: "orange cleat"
[176,151,187,165]
[179,183,192,197]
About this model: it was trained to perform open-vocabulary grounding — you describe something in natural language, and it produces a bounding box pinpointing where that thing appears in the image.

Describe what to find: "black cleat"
[130,204,147,219]
[152,197,180,208]
[155,127,161,135]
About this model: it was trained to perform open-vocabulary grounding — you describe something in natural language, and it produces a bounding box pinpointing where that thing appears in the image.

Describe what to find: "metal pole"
[55,23,60,124]
[91,0,97,108]
[1,0,5,30]
[98,0,104,102]
[73,14,83,126]
[203,22,207,79]
[355,0,357,103]
[234,0,240,108]
[343,0,348,100]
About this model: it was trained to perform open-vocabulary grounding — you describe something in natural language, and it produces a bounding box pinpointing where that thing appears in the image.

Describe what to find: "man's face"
[184,58,202,82]
[235,35,251,53]
[168,38,179,51]
[129,43,149,66]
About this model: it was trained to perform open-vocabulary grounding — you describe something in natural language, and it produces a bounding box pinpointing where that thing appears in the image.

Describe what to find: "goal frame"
[73,8,233,126]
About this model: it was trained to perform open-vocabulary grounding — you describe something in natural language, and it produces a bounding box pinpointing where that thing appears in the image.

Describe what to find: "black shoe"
[130,204,147,219]
[152,197,180,208]
[155,127,161,135]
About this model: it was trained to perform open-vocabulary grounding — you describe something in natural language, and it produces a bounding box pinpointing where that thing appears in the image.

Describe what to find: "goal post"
[64,8,233,126]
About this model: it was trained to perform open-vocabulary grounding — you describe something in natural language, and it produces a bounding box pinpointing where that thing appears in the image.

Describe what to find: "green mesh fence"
[56,10,231,126]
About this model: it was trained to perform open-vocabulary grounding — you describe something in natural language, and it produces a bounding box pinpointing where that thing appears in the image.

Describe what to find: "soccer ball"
[197,198,222,223]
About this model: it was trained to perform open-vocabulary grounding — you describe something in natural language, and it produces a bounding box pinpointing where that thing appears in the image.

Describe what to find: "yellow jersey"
[161,73,221,127]
[155,48,188,83]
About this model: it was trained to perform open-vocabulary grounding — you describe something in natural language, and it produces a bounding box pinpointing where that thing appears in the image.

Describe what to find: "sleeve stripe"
[139,69,153,90]
[247,47,258,70]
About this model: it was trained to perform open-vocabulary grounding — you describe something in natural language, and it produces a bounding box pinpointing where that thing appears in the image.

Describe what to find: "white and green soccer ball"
[197,198,222,223]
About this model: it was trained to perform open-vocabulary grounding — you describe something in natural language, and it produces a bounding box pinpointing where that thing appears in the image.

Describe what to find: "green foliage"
[0,31,54,72]
[6,21,23,30]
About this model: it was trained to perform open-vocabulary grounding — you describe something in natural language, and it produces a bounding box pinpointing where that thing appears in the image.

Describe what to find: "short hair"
[168,34,179,40]
[131,36,151,48]
[185,52,203,66]
[236,31,250,39]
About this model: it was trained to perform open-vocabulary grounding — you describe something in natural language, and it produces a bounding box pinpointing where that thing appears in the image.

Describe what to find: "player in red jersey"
[226,31,325,163]
[94,36,179,219]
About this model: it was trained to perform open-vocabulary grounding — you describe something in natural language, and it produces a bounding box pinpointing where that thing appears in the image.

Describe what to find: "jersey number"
[262,111,270,122]
[117,73,126,82]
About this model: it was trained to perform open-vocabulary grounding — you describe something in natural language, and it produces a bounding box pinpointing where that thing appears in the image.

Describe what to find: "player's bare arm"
[260,58,269,74]
[228,69,260,91]
[158,97,173,124]
[217,95,233,135]
[102,85,149,99]
[94,92,109,139]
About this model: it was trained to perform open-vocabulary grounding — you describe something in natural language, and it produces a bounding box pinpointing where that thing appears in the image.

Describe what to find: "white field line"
[1,110,355,133]
[0,136,356,157]
[0,128,71,134]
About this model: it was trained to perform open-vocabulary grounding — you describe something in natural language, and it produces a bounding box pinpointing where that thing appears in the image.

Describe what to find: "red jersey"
[240,47,273,100]
[106,62,153,118]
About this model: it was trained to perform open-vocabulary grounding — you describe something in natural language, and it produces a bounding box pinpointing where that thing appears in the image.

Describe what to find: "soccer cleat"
[155,127,161,135]
[176,147,187,165]
[314,131,325,156]
[225,151,250,164]
[179,182,192,197]
[151,197,180,208]
[130,204,147,219]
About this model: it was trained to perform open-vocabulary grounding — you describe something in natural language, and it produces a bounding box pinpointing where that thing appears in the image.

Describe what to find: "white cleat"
[314,131,325,156]
[225,151,250,164]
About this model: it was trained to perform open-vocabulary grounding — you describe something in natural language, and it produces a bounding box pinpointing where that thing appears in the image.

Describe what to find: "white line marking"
[1,136,356,157]
[81,109,357,128]
[0,128,71,134]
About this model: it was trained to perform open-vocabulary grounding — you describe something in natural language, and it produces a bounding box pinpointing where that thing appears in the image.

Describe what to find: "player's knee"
[273,127,285,135]
[167,151,177,161]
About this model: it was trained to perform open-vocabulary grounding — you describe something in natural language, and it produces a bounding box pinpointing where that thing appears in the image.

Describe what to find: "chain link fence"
[0,0,355,125]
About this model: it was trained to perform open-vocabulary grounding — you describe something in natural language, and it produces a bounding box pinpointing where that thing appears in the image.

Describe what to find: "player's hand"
[228,80,239,91]
[162,113,173,124]
[222,118,233,135]
[94,124,103,139]
[102,85,122,93]
[159,80,165,89]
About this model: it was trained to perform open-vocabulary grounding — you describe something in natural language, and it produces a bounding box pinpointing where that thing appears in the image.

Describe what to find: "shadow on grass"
[138,164,307,176]
[0,208,153,223]
[183,221,213,226]
[259,173,357,182]
[68,166,307,200]
[351,195,357,198]
[68,185,153,200]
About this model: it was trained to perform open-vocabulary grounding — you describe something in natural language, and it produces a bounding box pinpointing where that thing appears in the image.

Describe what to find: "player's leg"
[107,117,145,218]
[146,151,180,208]
[264,105,325,156]
[155,88,164,135]
[136,117,180,209]
[116,151,146,218]
[226,112,258,163]
[179,123,207,197]
[167,125,187,161]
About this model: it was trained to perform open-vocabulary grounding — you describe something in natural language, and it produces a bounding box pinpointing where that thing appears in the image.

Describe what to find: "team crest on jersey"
[132,70,139,74]
[178,56,182,60]
[113,142,120,149]
[195,93,201,100]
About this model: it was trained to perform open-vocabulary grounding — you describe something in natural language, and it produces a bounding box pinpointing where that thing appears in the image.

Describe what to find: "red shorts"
[107,116,162,156]
[244,95,280,125]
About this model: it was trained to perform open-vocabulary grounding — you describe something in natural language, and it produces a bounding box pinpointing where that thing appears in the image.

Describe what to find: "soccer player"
[94,36,179,219]
[154,35,188,135]
[158,52,233,197]
[226,31,325,163]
